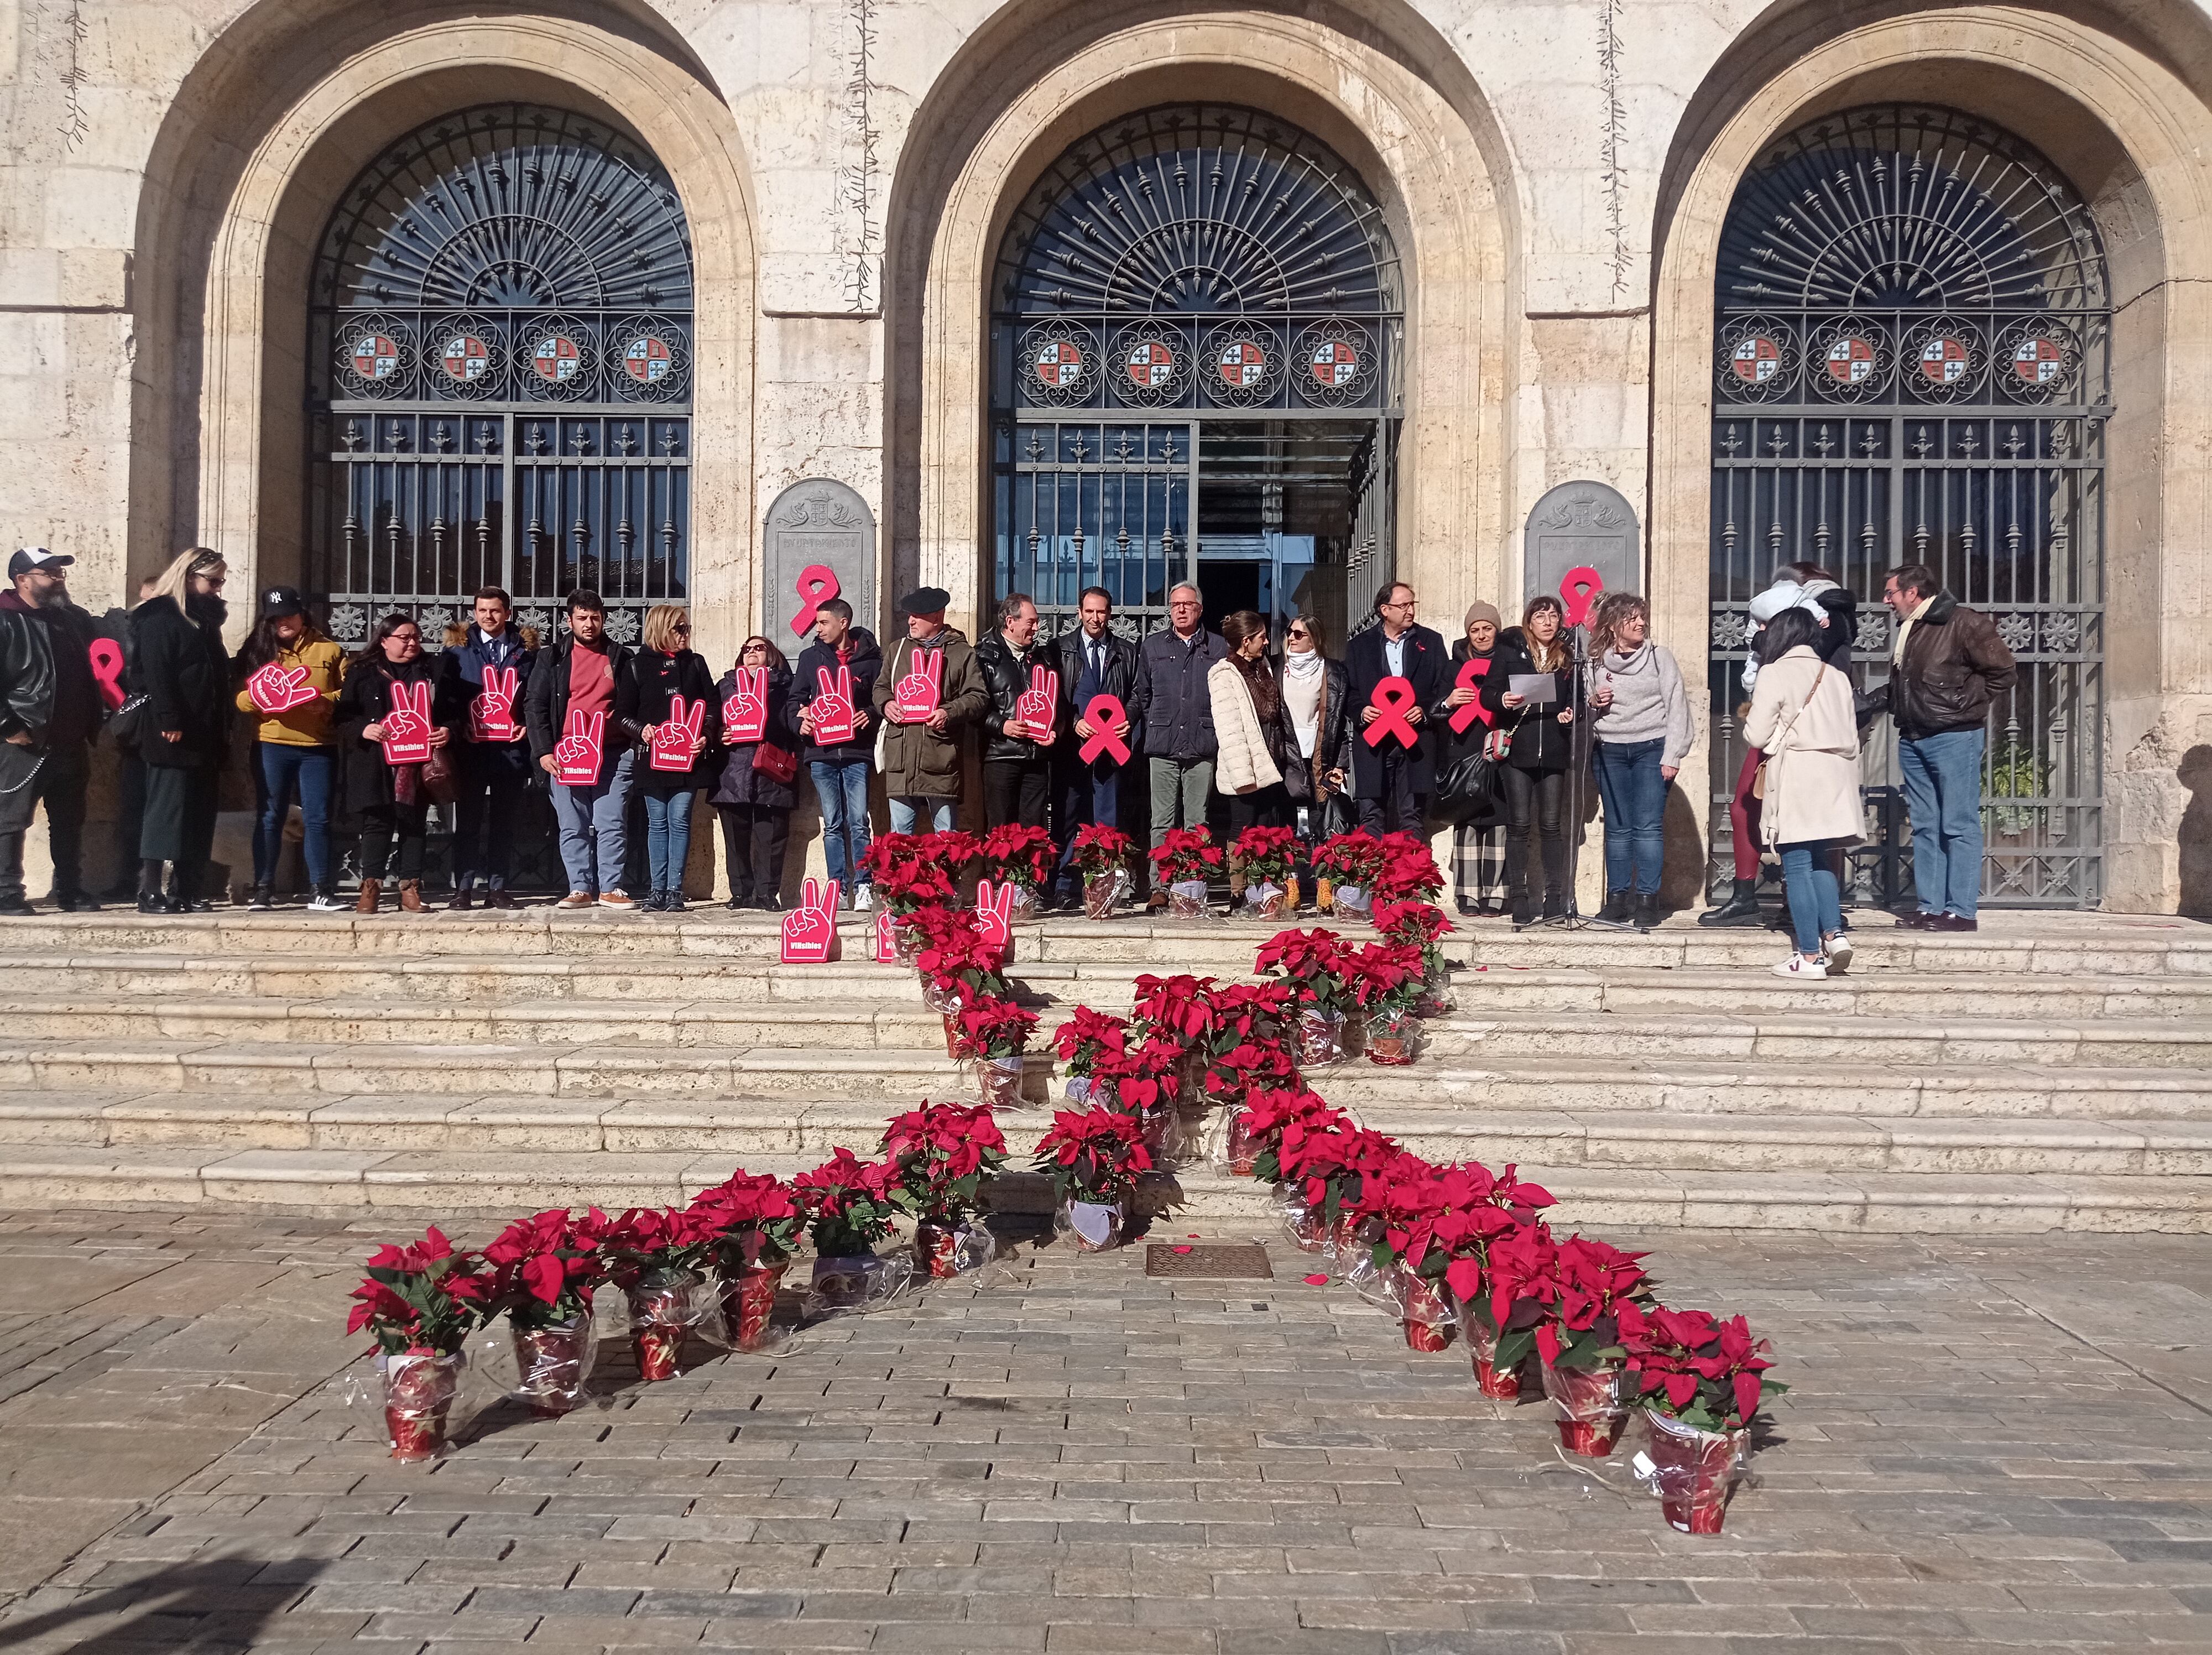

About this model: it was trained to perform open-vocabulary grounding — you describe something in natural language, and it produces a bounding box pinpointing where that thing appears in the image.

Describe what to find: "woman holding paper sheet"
[711,636,795,911]
[620,605,720,912]
[336,613,452,914]
[1479,595,1583,928]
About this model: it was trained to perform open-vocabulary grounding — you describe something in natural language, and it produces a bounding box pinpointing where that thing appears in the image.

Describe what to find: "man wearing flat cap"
[871,586,987,833]
[0,549,105,913]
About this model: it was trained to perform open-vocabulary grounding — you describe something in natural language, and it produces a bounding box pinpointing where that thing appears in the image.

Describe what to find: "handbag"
[107,691,151,750]
[420,741,458,808]
[753,738,798,786]
[1751,663,1827,801]
[1434,748,1500,825]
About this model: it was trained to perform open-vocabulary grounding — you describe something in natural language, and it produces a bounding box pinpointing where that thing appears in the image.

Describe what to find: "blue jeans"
[252,742,334,887]
[642,790,695,893]
[1593,738,1667,894]
[551,748,636,896]
[889,796,954,834]
[810,758,873,891]
[1897,727,1985,918]
[1053,755,1122,896]
[1780,841,1844,957]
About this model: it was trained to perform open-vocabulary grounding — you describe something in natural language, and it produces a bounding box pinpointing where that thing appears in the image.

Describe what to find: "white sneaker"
[1822,932,1853,974]
[853,884,874,913]
[1772,953,1827,979]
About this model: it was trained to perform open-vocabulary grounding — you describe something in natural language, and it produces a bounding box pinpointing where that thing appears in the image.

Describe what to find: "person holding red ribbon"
[1047,587,1144,910]
[0,548,106,914]
[1345,579,1448,835]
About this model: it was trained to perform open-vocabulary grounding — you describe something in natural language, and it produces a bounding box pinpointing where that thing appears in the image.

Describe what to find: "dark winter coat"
[1875,591,2018,739]
[335,653,455,811]
[1479,627,1585,772]
[619,648,722,797]
[975,630,1059,764]
[0,592,100,750]
[709,665,796,810]
[1049,626,1145,749]
[523,636,637,788]
[130,594,231,769]
[786,627,882,764]
[1343,620,1448,798]
[871,628,988,799]
[1137,626,1228,762]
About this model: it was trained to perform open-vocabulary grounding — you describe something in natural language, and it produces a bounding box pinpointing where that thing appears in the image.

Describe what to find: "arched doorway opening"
[989,103,1403,643]
[306,101,697,647]
[1709,104,2110,907]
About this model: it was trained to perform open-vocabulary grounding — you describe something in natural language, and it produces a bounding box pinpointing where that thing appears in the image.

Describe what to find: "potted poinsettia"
[1150,826,1222,918]
[1033,1105,1152,1253]
[1311,829,1386,915]
[1255,927,1357,1065]
[1237,1087,1347,1182]
[1130,971,1222,1101]
[979,824,1057,920]
[1415,1163,1555,1396]
[1617,1303,1785,1534]
[1067,823,1135,918]
[880,1100,1009,1277]
[1231,824,1301,918]
[1344,940,1428,1065]
[948,996,1037,1108]
[483,1208,608,1416]
[793,1146,906,1309]
[1363,1156,1470,1351]
[1196,980,1301,1124]
[1052,1006,1129,1105]
[687,1170,805,1352]
[1374,899,1456,1017]
[860,833,959,962]
[911,904,1013,1034]
[1374,830,1447,903]
[1277,1120,1402,1260]
[601,1206,724,1381]
[347,1226,493,1460]
[1514,1232,1657,1458]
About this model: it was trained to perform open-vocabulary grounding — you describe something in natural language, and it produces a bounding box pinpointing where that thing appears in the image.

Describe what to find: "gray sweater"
[1586,642,1695,768]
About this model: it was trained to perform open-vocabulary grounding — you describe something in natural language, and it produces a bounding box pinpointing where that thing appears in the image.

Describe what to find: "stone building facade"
[6,0,2210,909]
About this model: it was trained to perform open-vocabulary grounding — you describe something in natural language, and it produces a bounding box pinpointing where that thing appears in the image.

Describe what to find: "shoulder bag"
[753,738,798,786]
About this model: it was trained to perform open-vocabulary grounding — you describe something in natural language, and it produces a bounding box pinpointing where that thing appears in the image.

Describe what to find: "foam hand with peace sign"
[722,669,769,743]
[247,663,320,716]
[649,696,706,773]
[893,646,942,723]
[809,665,857,743]
[1013,664,1060,745]
[972,879,1015,963]
[378,679,434,764]
[469,665,519,741]
[554,707,605,787]
[780,878,842,964]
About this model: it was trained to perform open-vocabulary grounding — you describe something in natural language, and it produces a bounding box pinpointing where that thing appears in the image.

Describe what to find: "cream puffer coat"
[1741,644,1863,847]
[1207,656,1283,794]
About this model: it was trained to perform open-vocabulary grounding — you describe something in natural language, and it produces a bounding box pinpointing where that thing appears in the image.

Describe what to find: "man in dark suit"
[1048,585,1145,908]
[1344,579,1447,834]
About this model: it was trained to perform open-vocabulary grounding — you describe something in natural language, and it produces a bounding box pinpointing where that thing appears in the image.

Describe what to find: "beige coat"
[1742,646,1863,848]
[1208,657,1282,793]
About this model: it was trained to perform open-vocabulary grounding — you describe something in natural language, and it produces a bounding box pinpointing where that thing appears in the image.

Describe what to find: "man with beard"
[0,548,105,913]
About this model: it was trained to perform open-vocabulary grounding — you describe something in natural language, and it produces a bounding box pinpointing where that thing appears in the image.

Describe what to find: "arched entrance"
[1709,105,2110,907]
[306,102,697,646]
[989,103,1403,642]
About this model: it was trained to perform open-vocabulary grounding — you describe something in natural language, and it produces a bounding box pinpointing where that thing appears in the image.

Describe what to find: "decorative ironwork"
[1710,105,2110,907]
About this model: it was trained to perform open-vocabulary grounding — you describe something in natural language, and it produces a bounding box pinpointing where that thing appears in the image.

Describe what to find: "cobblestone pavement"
[1,1210,2209,1653]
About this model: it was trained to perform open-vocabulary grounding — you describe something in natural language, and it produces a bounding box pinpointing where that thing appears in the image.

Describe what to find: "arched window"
[307,102,695,646]
[1710,105,2109,906]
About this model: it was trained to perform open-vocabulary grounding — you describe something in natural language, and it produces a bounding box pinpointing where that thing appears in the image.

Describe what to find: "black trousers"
[1355,748,1424,835]
[360,800,429,880]
[718,803,791,902]
[141,764,219,901]
[983,758,1052,830]
[1500,764,1569,904]
[454,750,528,889]
[0,741,88,901]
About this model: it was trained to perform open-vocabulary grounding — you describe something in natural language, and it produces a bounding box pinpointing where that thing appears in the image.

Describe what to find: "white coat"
[1207,657,1282,794]
[1741,645,1863,848]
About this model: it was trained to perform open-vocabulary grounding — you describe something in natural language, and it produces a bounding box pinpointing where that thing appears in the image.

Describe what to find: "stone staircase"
[0,908,2208,1232]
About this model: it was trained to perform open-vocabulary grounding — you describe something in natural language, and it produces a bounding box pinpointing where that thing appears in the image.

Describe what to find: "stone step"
[0,1139,2200,1232]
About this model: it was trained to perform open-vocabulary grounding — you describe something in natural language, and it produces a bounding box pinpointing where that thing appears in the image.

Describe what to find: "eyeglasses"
[673,622,692,634]
[1287,628,1310,640]
[391,633,421,646]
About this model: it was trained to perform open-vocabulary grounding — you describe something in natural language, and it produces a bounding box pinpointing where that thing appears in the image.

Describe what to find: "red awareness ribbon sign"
[1560,565,1604,628]
[1363,675,1421,748]
[88,638,126,711]
[1078,694,1129,763]
[790,564,842,637]
[1449,656,1494,735]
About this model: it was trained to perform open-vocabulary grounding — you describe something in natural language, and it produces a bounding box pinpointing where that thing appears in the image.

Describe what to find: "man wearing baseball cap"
[0,549,105,913]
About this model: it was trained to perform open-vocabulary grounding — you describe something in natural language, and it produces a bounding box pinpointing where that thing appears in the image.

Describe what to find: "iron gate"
[1710,105,2110,907]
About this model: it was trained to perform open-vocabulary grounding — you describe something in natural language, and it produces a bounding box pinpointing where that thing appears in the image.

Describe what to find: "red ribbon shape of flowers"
[1362,676,1421,748]
[1448,657,1493,734]
[1560,565,1604,628]
[790,564,842,637]
[1079,693,1129,763]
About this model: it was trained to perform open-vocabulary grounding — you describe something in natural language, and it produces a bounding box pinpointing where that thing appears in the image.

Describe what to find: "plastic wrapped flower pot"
[805,1252,915,1316]
[625,1273,718,1381]
[1296,1006,1347,1068]
[1364,1007,1421,1066]
[1243,881,1286,919]
[974,1054,1026,1110]
[1281,1199,1327,1255]
[1063,1073,1094,1106]
[509,1314,595,1417]
[1543,1360,1629,1458]
[892,918,926,966]
[1082,874,1118,920]
[1640,1411,1749,1534]
[1054,1198,1125,1253]
[1399,1273,1457,1354]
[716,1260,787,1354]
[1458,1305,1522,1399]
[382,1348,465,1460]
[915,1221,996,1279]
[1225,1111,1261,1177]
[1005,884,1041,924]
[1168,878,1209,918]
[1333,883,1370,917]
[922,978,963,1016]
[1417,967,1457,1019]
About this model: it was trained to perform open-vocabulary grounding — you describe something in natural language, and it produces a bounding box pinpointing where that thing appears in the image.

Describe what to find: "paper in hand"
[1507,674,1558,704]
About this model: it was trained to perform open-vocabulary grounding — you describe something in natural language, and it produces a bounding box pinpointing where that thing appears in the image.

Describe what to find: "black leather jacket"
[0,601,59,746]
[1049,627,1146,747]
[975,630,1057,763]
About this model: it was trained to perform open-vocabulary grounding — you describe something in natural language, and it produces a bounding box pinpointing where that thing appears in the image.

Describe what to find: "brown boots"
[353,878,422,914]
[354,879,380,914]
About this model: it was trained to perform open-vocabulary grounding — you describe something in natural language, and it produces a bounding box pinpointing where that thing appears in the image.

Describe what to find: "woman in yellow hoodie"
[232,585,346,909]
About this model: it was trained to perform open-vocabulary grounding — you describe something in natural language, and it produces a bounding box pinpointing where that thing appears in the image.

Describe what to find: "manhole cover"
[1144,1243,1274,1279]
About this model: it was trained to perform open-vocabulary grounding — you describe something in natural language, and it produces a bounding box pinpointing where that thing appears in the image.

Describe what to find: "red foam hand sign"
[1078,694,1130,764]
[790,565,841,637]
[650,696,706,773]
[1014,665,1059,745]
[894,646,942,722]
[872,908,899,963]
[470,665,519,741]
[1362,676,1421,748]
[810,665,857,744]
[247,663,320,716]
[780,878,842,964]
[1449,657,1495,735]
[1561,565,1604,628]
[554,707,605,787]
[972,880,1015,961]
[722,669,770,744]
[379,679,434,765]
[88,638,126,711]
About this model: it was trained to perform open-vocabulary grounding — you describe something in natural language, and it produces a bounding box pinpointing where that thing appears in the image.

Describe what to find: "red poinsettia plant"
[1150,826,1223,886]
[910,903,1013,1002]
[347,1226,493,1355]
[860,832,959,915]
[1198,980,1301,1101]
[1232,824,1301,884]
[950,995,1039,1060]
[1311,829,1387,893]
[1485,1231,1656,1375]
[1277,1121,1404,1228]
[1374,831,1447,901]
[1373,900,1454,979]
[600,1205,723,1288]
[1131,972,1220,1043]
[979,824,1057,896]
[1052,1006,1130,1080]
[1067,823,1135,878]
[687,1170,806,1272]
[793,1147,904,1256]
[1342,940,1428,1017]
[880,1100,1010,1224]
[483,1208,610,1330]
[1616,1303,1786,1432]
[1240,1088,1349,1183]
[1089,1033,1182,1115]
[1255,927,1359,1018]
[1033,1106,1154,1205]
[918,828,983,876]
